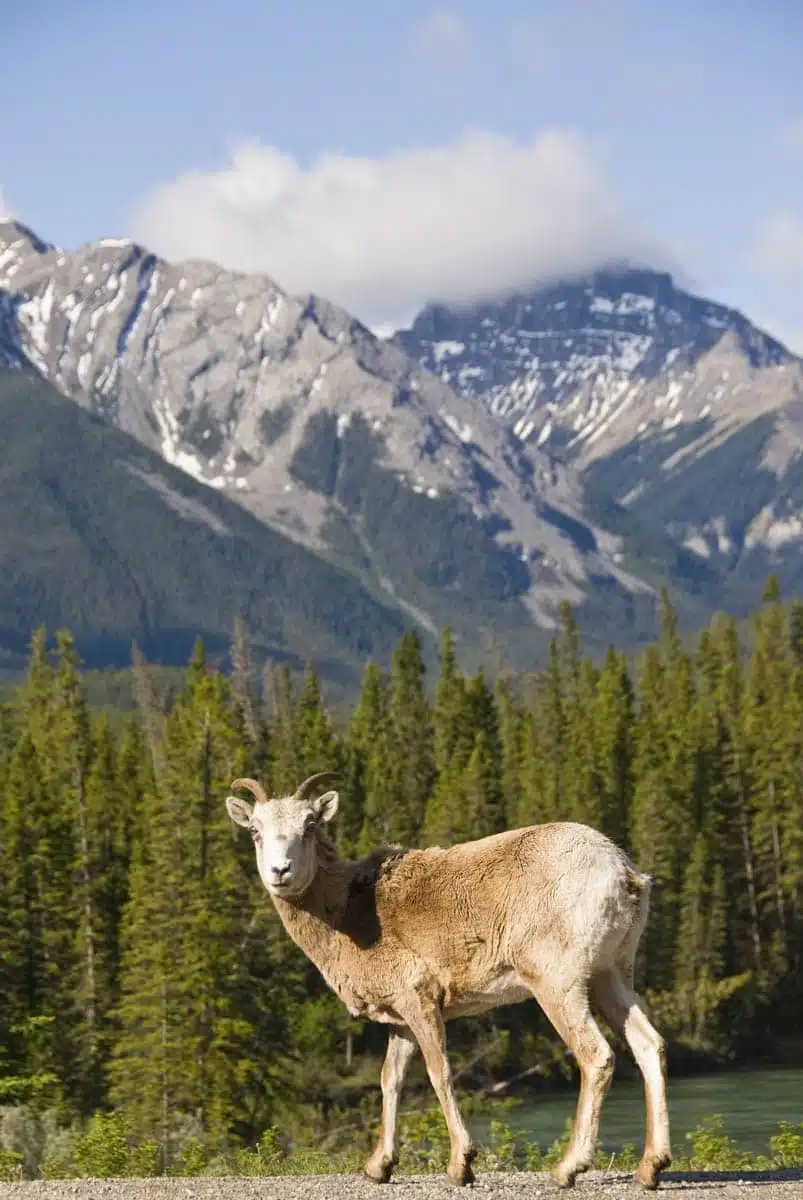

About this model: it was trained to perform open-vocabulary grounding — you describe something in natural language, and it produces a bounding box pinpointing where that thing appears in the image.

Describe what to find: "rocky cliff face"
[0,220,673,657]
[394,270,803,599]
[0,364,410,687]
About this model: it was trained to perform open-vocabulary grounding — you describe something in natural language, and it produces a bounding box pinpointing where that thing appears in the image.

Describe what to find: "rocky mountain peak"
[0,218,55,263]
[394,267,803,609]
[0,225,677,659]
[393,267,800,462]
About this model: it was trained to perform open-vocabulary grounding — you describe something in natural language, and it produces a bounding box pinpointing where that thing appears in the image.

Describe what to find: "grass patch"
[3,1108,802,1180]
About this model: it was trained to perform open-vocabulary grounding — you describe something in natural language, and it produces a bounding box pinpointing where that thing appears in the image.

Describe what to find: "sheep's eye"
[249,826,261,844]
[303,818,316,837]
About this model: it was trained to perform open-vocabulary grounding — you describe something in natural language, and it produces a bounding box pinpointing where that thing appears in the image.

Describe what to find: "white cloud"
[412,10,473,61]
[131,130,663,329]
[751,212,803,278]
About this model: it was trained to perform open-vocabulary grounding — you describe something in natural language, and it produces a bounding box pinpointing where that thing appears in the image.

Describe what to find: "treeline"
[1,584,803,1164]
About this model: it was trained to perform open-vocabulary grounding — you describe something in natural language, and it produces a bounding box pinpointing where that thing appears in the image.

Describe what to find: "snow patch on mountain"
[0,219,658,643]
[124,463,232,536]
[394,271,801,474]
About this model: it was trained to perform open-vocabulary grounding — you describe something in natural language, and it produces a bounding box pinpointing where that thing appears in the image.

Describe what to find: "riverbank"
[2,1170,803,1199]
[470,1065,803,1158]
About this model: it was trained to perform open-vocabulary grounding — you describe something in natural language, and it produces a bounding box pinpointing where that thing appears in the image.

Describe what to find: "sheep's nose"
[271,863,291,882]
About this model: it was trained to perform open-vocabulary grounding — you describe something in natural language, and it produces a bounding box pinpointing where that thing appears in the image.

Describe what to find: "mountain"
[0,220,704,662]
[394,270,803,608]
[0,366,412,690]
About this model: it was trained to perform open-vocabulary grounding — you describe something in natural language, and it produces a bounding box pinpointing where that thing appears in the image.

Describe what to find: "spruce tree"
[0,733,50,1070]
[433,629,468,775]
[230,617,258,746]
[80,714,133,1107]
[461,730,503,840]
[562,657,602,830]
[705,614,763,974]
[345,662,389,856]
[629,615,698,991]
[295,664,342,779]
[518,640,565,826]
[494,676,524,829]
[112,642,257,1154]
[382,631,434,845]
[743,590,795,981]
[264,662,299,794]
[463,674,504,835]
[592,648,633,847]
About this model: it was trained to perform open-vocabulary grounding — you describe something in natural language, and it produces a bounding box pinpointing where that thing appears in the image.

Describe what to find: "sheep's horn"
[294,772,341,802]
[230,777,269,804]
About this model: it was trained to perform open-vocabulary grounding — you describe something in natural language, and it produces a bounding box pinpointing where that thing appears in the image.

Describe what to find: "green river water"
[470,1067,803,1156]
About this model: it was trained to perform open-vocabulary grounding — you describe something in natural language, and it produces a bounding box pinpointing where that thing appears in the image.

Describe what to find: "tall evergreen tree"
[111,641,255,1154]
[0,733,50,1074]
[295,664,342,778]
[518,640,564,826]
[743,590,795,981]
[345,662,389,856]
[494,675,524,829]
[382,631,434,846]
[629,602,699,992]
[433,629,468,775]
[592,648,633,847]
[264,662,299,794]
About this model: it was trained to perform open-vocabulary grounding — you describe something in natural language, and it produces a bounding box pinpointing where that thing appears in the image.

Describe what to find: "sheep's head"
[226,772,340,898]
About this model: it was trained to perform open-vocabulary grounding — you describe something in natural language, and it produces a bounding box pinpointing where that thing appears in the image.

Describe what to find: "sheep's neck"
[272,856,353,969]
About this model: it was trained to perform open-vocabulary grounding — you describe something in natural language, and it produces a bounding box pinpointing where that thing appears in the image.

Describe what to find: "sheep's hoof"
[363,1154,396,1184]
[635,1153,672,1190]
[447,1147,477,1186]
[550,1162,578,1189]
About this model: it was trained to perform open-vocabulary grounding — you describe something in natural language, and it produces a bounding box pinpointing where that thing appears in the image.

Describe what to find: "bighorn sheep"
[226,772,671,1190]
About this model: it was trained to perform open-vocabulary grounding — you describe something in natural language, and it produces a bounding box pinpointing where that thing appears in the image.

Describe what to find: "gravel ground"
[1,1171,802,1200]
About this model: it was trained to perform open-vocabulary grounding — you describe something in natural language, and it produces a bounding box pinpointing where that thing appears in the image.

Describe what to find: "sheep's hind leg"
[518,970,615,1189]
[364,1027,417,1183]
[591,967,671,1190]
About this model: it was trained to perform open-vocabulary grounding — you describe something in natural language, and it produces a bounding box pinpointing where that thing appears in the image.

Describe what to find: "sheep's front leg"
[364,1027,417,1183]
[404,996,476,1186]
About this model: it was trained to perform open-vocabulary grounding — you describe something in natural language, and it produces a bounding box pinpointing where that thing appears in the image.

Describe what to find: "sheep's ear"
[313,790,339,823]
[226,796,253,827]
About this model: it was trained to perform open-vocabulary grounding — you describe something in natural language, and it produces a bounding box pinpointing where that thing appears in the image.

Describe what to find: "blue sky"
[2,0,802,344]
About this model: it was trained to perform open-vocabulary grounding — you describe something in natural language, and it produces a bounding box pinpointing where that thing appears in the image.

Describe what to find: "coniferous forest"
[2,583,803,1175]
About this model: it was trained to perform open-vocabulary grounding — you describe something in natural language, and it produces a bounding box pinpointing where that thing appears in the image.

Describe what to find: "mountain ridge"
[0,365,414,689]
[0,219,694,660]
[393,269,803,608]
[393,267,797,455]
